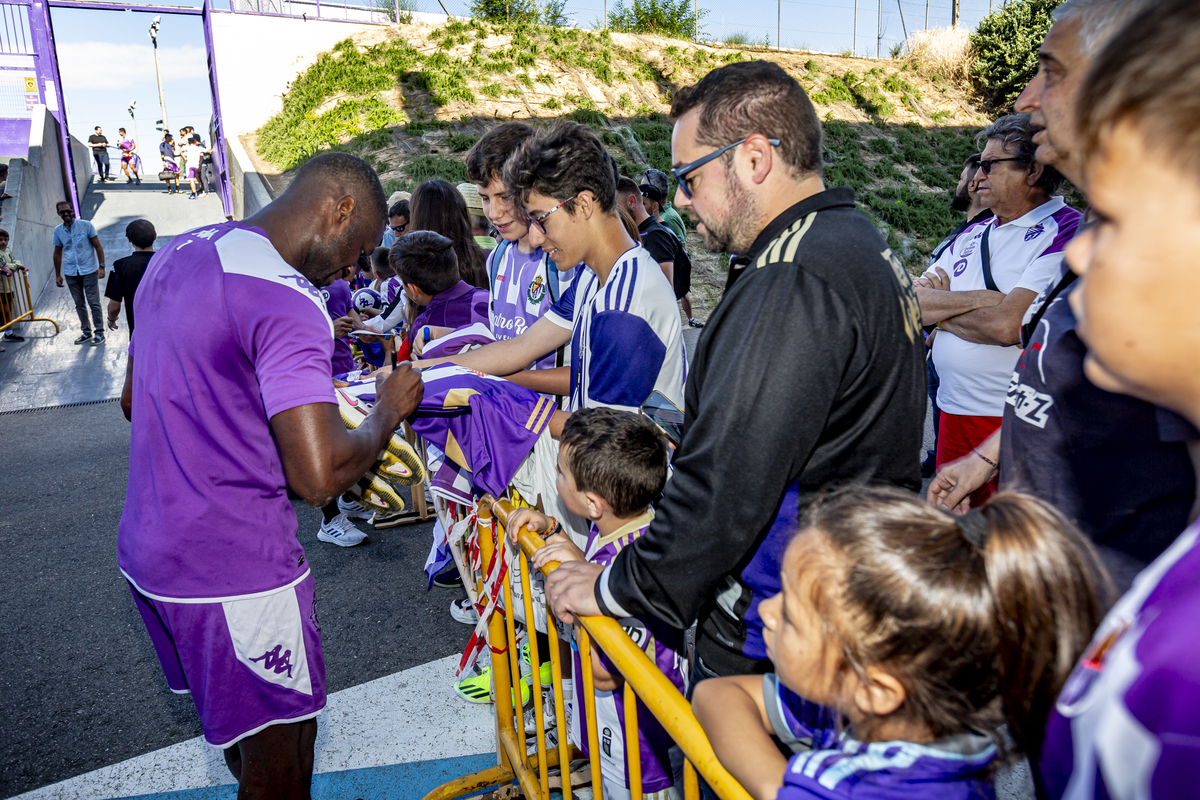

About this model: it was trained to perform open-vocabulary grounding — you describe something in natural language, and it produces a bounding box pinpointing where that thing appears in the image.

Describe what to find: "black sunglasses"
[391,223,406,234]
[672,137,782,198]
[977,157,1025,175]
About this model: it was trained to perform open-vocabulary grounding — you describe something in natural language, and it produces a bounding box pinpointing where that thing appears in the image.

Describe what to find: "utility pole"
[777,0,781,49]
[925,0,929,29]
[952,0,959,27]
[694,0,698,40]
[148,17,168,143]
[895,0,907,47]
[853,0,857,55]
[877,0,882,58]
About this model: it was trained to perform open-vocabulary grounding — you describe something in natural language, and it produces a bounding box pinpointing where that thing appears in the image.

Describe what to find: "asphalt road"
[0,403,466,798]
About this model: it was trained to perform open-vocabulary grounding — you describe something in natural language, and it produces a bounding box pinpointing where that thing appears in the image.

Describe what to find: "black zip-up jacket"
[595,188,928,675]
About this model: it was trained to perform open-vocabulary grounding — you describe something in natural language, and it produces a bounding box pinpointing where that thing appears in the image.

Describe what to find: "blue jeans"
[927,355,941,458]
[65,272,102,335]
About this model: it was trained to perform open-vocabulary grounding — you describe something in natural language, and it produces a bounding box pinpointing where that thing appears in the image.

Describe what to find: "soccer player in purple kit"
[117,152,423,798]
[1038,1,1200,795]
[506,409,685,800]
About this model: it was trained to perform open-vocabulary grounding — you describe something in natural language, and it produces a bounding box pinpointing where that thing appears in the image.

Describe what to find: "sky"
[47,0,1000,172]
[50,6,213,172]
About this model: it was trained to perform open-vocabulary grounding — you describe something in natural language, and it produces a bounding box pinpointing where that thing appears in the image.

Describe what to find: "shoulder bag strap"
[980,224,1000,293]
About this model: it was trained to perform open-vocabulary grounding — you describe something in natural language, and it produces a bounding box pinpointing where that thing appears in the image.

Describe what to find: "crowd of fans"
[111,0,1200,797]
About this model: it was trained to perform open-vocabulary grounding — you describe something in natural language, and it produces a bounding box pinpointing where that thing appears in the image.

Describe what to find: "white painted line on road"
[16,655,494,800]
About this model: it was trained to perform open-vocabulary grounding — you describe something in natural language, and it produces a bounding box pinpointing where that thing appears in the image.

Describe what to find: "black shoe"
[688,318,705,328]
[432,561,464,589]
[921,451,936,478]
[2,331,23,342]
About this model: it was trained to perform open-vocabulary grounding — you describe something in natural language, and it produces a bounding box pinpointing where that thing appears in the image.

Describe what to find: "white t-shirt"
[930,197,1081,416]
[182,143,204,169]
[545,245,686,414]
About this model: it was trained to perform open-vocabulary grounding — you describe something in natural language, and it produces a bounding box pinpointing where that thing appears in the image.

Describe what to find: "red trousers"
[936,411,1002,509]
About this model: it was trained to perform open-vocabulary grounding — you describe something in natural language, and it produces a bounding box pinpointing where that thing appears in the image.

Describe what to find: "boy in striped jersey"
[415,121,685,541]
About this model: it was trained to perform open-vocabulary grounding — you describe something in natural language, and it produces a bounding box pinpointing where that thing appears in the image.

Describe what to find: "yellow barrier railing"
[422,497,751,800]
[0,267,59,335]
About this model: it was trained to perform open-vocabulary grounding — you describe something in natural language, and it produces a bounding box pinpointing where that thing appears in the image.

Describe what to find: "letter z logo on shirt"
[1007,372,1054,429]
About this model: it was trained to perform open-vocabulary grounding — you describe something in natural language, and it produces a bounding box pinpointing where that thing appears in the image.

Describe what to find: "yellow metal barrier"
[0,267,59,335]
[422,496,752,800]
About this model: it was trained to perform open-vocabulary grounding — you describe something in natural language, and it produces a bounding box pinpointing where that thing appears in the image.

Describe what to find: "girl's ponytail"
[973,497,1111,757]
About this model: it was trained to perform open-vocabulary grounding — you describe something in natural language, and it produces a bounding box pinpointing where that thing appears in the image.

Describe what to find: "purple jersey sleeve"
[763,673,840,753]
[547,267,582,325]
[227,275,336,418]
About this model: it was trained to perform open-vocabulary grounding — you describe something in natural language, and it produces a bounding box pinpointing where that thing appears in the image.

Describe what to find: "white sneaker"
[337,495,373,521]
[450,597,478,625]
[317,513,367,547]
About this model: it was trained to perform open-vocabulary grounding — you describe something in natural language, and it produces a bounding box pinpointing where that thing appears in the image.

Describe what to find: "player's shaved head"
[290,152,387,230]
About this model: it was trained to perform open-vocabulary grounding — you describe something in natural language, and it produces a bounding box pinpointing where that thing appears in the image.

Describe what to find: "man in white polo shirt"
[916,113,1080,508]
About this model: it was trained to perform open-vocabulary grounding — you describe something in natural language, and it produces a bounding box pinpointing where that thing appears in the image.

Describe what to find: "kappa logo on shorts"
[249,644,295,678]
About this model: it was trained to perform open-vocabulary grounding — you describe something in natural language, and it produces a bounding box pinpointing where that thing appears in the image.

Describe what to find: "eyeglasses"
[528,194,577,234]
[57,208,74,217]
[977,157,1025,175]
[390,224,406,234]
[672,137,782,199]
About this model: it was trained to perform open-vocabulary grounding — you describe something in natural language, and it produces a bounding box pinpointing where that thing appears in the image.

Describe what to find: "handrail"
[492,498,753,800]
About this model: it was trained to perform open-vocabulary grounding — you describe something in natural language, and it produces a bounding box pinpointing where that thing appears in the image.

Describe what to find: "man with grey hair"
[916,113,1081,508]
[929,0,1197,590]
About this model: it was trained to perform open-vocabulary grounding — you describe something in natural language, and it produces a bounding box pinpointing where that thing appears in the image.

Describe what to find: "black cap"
[639,183,664,204]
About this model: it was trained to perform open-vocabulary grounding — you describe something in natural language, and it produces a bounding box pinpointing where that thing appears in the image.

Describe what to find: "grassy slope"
[250,19,992,296]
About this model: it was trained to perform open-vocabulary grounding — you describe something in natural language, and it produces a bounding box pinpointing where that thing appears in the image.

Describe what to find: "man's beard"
[696,170,761,255]
[297,226,357,287]
[950,182,971,212]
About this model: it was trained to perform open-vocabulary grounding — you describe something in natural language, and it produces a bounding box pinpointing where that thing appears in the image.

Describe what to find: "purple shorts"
[188,166,200,179]
[128,573,327,748]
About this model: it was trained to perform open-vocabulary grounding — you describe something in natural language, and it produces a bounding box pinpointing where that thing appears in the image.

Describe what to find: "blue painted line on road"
[115,753,501,800]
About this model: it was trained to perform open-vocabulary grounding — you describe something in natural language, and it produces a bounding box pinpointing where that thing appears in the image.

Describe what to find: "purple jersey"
[383,276,403,305]
[572,512,688,793]
[487,244,572,371]
[1040,522,1200,799]
[409,281,490,346]
[407,364,553,498]
[765,675,996,800]
[119,222,335,600]
[322,278,356,375]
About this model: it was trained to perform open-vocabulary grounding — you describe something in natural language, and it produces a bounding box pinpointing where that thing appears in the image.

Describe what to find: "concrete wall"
[209,12,389,136]
[3,106,94,310]
[225,134,274,219]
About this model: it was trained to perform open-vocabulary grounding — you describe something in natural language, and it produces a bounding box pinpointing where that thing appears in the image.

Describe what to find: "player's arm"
[414,313,570,375]
[693,675,784,800]
[937,287,1037,346]
[90,235,105,278]
[657,260,674,284]
[270,364,423,507]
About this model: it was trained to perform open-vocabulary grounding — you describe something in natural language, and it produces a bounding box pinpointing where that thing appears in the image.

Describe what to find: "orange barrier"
[0,267,59,335]
[422,496,752,800]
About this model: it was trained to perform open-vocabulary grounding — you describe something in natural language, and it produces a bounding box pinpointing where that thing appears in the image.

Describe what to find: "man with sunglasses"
[916,113,1081,509]
[52,200,106,345]
[929,0,1197,592]
[540,61,926,680]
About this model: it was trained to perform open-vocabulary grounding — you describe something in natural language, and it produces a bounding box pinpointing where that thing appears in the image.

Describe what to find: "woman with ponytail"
[693,486,1109,800]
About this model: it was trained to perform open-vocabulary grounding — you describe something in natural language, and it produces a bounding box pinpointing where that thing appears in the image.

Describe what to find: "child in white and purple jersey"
[466,122,574,377]
[507,408,684,800]
[693,487,1109,800]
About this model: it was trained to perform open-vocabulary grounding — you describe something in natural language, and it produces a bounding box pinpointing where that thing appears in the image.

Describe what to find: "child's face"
[0,235,8,249]
[555,445,597,521]
[1068,119,1200,423]
[479,177,530,243]
[760,532,846,710]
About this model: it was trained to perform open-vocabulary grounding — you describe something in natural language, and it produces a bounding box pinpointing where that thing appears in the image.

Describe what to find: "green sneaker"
[521,642,554,687]
[454,665,531,705]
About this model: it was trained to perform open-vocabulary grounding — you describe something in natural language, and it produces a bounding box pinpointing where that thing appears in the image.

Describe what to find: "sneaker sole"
[348,475,406,515]
[335,388,425,486]
[450,602,479,626]
[317,529,366,547]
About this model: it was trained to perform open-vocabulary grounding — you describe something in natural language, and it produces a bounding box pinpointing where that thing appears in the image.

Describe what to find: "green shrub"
[868,136,894,155]
[608,0,706,40]
[470,0,537,24]
[480,82,504,98]
[631,120,672,142]
[446,132,480,152]
[971,0,1064,111]
[535,72,556,85]
[517,73,534,88]
[722,50,746,64]
[406,153,469,184]
[567,108,607,128]
[543,97,562,110]
[541,0,571,26]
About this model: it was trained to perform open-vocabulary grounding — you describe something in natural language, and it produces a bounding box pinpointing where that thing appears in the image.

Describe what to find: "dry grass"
[906,26,974,90]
